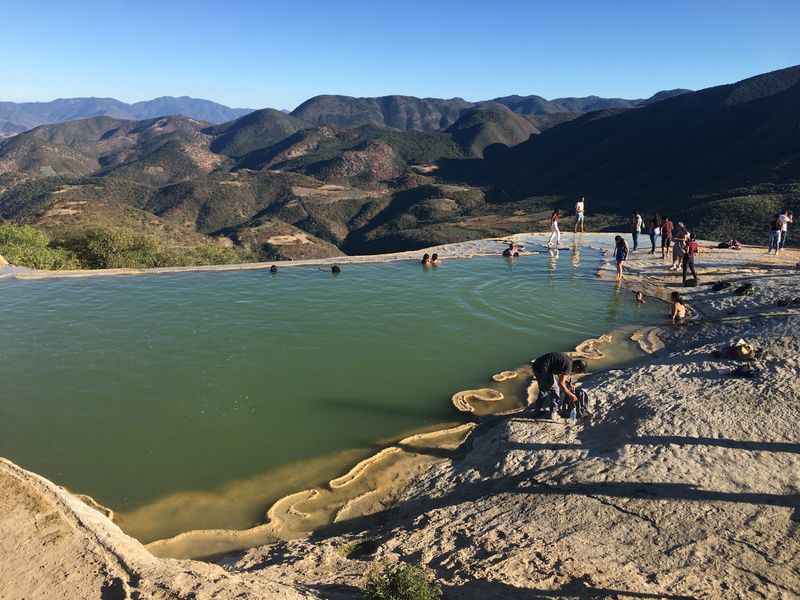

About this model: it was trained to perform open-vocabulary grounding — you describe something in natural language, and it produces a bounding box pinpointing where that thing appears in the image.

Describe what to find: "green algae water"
[0,251,661,541]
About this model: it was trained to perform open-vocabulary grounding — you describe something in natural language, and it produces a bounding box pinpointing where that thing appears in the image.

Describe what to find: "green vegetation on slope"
[0,223,79,269]
[0,223,257,270]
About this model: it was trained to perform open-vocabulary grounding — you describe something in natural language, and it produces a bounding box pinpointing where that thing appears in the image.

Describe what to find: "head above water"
[431,253,439,262]
[331,265,341,274]
[572,358,587,373]
[422,253,430,262]
[269,265,278,273]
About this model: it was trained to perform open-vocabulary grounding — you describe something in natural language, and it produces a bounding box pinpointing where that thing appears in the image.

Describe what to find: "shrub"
[163,244,259,267]
[363,563,441,600]
[0,223,79,269]
[68,227,166,269]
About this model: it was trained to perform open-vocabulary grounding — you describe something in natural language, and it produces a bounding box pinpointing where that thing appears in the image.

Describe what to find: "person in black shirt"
[529,352,587,418]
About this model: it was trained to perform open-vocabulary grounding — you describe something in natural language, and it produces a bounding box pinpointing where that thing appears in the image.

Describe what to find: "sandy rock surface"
[233,240,800,599]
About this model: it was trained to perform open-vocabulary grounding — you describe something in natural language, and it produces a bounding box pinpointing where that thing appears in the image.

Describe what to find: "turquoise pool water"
[0,250,661,540]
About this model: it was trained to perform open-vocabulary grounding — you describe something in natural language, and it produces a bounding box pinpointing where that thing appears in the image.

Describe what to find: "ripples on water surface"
[0,251,661,539]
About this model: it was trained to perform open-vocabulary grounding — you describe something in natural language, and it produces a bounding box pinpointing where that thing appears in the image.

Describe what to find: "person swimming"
[421,253,431,265]
[331,265,341,274]
[502,241,522,257]
[670,291,687,323]
[269,265,278,274]
[634,291,645,304]
[430,253,440,265]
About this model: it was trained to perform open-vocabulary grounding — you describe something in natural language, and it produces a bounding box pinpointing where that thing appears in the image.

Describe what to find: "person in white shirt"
[631,211,643,251]
[548,209,561,248]
[779,209,793,251]
[574,197,585,233]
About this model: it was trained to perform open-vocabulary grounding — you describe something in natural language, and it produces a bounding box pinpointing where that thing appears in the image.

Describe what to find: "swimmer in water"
[670,291,687,324]
[269,265,278,274]
[430,253,440,265]
[634,291,645,304]
[421,253,431,265]
[331,265,341,274]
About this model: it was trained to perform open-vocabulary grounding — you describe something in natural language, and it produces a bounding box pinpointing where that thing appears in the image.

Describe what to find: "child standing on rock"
[682,233,699,285]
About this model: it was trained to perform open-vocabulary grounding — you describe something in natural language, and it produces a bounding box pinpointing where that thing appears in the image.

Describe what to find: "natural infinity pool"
[0,250,661,543]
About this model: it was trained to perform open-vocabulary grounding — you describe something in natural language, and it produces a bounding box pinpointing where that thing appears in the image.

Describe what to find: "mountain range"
[0,96,253,133]
[0,89,692,137]
[0,67,796,266]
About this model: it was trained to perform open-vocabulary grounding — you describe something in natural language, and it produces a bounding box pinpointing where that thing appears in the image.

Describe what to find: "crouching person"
[529,352,587,420]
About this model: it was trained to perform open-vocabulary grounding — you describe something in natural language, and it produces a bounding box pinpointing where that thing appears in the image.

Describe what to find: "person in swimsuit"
[430,253,440,265]
[421,253,431,265]
[614,235,629,281]
[502,241,522,257]
[670,292,688,324]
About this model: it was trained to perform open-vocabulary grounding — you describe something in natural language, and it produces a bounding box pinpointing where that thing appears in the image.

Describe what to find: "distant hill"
[291,95,474,131]
[446,107,538,157]
[288,89,694,133]
[206,108,307,158]
[0,115,222,184]
[234,124,464,178]
[0,120,27,138]
[470,65,800,232]
[0,96,253,131]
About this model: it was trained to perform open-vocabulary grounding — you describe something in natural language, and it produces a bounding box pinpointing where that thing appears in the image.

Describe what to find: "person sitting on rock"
[529,352,587,419]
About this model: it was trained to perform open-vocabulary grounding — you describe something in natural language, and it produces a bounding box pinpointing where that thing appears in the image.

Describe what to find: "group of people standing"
[615,213,699,285]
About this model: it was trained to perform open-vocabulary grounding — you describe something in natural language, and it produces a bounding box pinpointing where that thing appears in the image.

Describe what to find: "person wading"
[548,209,561,248]
[529,352,587,420]
[614,235,629,281]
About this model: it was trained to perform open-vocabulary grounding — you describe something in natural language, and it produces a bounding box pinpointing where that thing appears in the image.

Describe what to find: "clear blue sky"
[1,0,798,110]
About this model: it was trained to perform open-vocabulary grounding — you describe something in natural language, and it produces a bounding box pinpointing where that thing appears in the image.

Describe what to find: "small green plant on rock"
[363,562,441,600]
